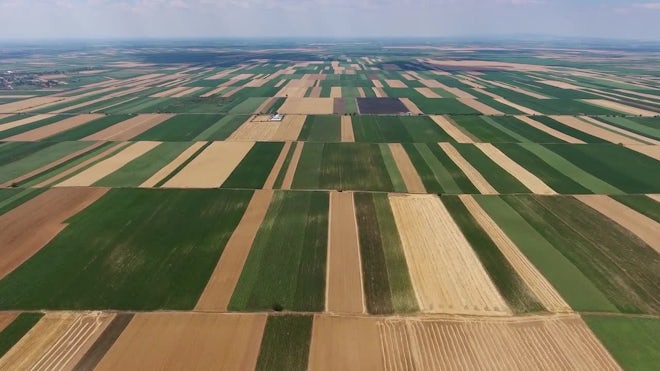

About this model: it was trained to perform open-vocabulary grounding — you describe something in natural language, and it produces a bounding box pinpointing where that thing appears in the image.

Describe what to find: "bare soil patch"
[95,313,266,371]
[308,315,383,371]
[0,187,108,279]
[327,191,365,314]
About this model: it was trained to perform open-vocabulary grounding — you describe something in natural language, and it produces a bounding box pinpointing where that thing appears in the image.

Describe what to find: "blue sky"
[1,0,659,40]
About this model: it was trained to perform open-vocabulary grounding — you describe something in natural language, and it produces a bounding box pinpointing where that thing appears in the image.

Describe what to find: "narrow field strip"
[139,141,206,187]
[163,141,254,188]
[71,313,134,371]
[475,143,556,194]
[0,187,108,280]
[32,142,131,188]
[430,115,474,143]
[515,115,584,143]
[551,115,649,145]
[0,114,55,133]
[281,141,304,189]
[195,190,273,311]
[389,194,510,315]
[582,99,658,116]
[83,114,174,141]
[0,96,69,113]
[399,98,423,114]
[57,142,161,187]
[459,195,571,312]
[378,315,620,371]
[326,191,365,314]
[262,142,292,190]
[580,116,660,145]
[340,116,354,142]
[308,315,384,371]
[623,144,660,161]
[95,313,266,370]
[459,98,503,115]
[439,143,497,194]
[388,144,426,193]
[575,195,660,254]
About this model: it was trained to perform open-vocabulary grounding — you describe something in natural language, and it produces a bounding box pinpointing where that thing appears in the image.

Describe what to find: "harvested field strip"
[0,141,92,185]
[0,313,42,358]
[72,313,133,371]
[415,87,442,98]
[551,115,648,145]
[354,193,418,314]
[330,87,342,97]
[83,114,174,141]
[475,143,556,194]
[409,143,478,194]
[0,115,67,139]
[272,142,297,189]
[457,195,570,313]
[326,192,365,314]
[193,115,250,140]
[545,143,660,193]
[196,190,273,311]
[430,115,474,143]
[3,114,103,142]
[611,195,660,223]
[0,114,55,133]
[580,116,660,145]
[379,315,620,371]
[0,189,252,310]
[32,142,130,188]
[475,195,617,312]
[518,143,621,194]
[439,143,496,194]
[388,143,425,193]
[0,96,68,113]
[399,98,423,114]
[227,116,278,141]
[532,116,607,143]
[133,114,223,141]
[96,313,266,370]
[308,315,383,371]
[502,195,660,314]
[389,194,509,315]
[0,312,113,370]
[140,142,206,187]
[515,115,583,143]
[340,116,354,142]
[583,98,658,116]
[229,191,329,312]
[263,142,292,189]
[584,315,659,371]
[624,144,660,161]
[494,143,593,194]
[57,141,161,187]
[272,115,306,141]
[256,315,313,371]
[95,142,192,187]
[442,195,545,314]
[163,141,254,188]
[576,195,660,253]
[0,188,48,216]
[459,98,503,115]
[0,187,108,280]
[599,116,660,141]
[0,314,17,334]
[44,115,132,142]
[281,141,304,189]
[279,98,335,115]
[222,142,284,189]
[379,144,407,193]
[298,115,341,142]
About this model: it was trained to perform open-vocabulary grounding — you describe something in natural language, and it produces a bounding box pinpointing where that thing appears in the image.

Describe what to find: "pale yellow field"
[278,98,335,114]
[430,115,475,143]
[439,143,497,194]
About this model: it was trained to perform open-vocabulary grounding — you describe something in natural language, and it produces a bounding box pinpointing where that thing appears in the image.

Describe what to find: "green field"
[222,142,284,189]
[0,313,43,357]
[0,189,252,310]
[133,114,224,141]
[297,115,341,142]
[229,191,328,312]
[352,115,454,143]
[256,315,313,371]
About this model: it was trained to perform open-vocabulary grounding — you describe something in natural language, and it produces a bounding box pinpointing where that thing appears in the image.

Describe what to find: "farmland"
[0,40,658,369]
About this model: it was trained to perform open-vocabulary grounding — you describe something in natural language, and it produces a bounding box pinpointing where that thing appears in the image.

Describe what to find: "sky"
[1,0,660,40]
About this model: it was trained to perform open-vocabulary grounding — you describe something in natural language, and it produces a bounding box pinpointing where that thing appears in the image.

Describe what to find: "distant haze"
[1,0,660,40]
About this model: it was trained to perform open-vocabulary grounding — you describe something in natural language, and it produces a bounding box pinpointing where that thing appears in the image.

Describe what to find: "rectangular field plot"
[351,115,454,143]
[291,143,398,192]
[356,98,409,114]
[297,115,341,142]
[132,114,224,141]
[0,188,253,310]
[229,191,329,312]
[402,143,479,194]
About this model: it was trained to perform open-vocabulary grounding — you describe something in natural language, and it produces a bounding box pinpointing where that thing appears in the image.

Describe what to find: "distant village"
[1,71,62,90]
